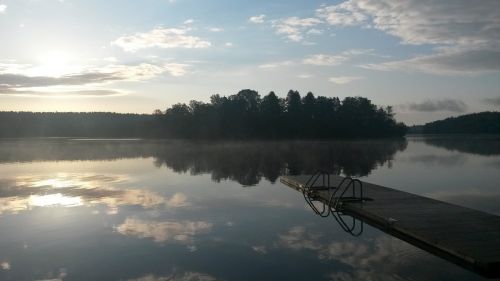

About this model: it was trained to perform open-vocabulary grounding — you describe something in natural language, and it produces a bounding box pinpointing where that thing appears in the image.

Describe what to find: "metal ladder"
[302,170,365,236]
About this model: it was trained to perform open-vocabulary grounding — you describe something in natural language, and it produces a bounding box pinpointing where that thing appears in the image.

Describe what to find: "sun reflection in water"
[29,193,83,207]
[0,173,187,215]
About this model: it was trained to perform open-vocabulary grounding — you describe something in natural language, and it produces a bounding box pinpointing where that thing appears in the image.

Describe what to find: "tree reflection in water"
[0,139,407,186]
[152,140,407,186]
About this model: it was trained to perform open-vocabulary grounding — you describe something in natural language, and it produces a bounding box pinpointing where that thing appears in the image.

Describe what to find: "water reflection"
[0,138,498,281]
[0,139,408,186]
[422,135,500,155]
[116,219,213,245]
[277,226,410,277]
[128,271,217,281]
[0,173,187,216]
[408,153,467,166]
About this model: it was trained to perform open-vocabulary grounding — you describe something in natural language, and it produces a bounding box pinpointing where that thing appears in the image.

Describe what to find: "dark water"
[0,136,499,281]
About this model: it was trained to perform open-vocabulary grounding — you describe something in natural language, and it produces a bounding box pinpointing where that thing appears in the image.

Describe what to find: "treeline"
[0,112,156,138]
[156,89,406,138]
[423,112,500,134]
[0,89,407,138]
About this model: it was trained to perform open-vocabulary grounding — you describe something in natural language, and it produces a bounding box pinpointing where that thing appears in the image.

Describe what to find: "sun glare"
[29,193,83,208]
[30,50,81,77]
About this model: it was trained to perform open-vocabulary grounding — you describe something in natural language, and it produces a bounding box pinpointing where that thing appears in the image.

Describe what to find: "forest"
[423,112,500,134]
[0,89,407,139]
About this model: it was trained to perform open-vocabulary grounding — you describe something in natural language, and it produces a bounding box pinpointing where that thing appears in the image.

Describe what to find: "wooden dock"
[280,175,500,278]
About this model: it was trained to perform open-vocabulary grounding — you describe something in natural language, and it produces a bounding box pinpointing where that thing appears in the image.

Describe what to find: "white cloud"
[0,4,6,13]
[162,63,190,77]
[319,0,500,74]
[183,19,194,25]
[208,27,223,32]
[258,60,294,69]
[273,16,322,42]
[316,2,367,26]
[249,14,266,24]
[303,54,348,66]
[96,63,178,80]
[113,27,211,52]
[298,73,312,79]
[258,48,372,71]
[306,28,322,35]
[329,76,363,84]
[317,0,500,46]
[224,42,234,47]
[303,49,373,66]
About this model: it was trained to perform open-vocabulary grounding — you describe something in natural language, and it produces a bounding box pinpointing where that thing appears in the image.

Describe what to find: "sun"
[30,50,82,77]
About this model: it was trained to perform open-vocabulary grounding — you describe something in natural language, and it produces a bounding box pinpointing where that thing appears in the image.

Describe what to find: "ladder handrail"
[301,172,365,236]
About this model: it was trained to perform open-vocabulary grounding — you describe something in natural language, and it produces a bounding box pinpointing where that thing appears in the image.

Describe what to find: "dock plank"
[280,175,500,278]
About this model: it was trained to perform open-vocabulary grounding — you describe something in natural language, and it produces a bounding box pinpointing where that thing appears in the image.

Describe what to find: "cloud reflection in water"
[0,173,187,215]
[128,271,217,281]
[115,218,213,244]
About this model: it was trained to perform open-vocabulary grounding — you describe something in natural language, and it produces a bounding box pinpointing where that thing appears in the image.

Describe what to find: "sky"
[0,0,499,124]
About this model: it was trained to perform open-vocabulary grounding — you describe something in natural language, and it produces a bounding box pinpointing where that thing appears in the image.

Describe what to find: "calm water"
[0,137,499,281]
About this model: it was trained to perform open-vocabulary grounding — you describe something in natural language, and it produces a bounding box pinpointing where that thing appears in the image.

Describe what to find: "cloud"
[303,54,348,66]
[306,28,322,35]
[482,97,500,106]
[318,0,500,46]
[303,49,373,66]
[318,0,500,75]
[224,42,233,47]
[0,62,189,96]
[403,99,467,112]
[208,27,223,32]
[273,16,322,42]
[0,262,10,270]
[183,19,195,25]
[0,88,125,97]
[166,192,190,207]
[258,60,294,69]
[252,245,267,254]
[361,48,500,75]
[277,226,322,251]
[162,63,190,77]
[128,272,217,281]
[115,218,212,244]
[316,2,367,26]
[329,76,363,84]
[113,27,211,52]
[276,226,442,281]
[249,14,266,24]
[0,4,6,14]
[258,48,372,71]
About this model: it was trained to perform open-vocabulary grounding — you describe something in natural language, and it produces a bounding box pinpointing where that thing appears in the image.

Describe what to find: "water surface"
[0,137,499,281]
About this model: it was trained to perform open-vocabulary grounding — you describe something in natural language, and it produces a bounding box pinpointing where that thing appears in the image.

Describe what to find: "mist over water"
[0,137,499,281]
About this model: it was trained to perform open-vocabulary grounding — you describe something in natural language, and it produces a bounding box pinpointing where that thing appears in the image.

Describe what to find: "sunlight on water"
[29,193,82,207]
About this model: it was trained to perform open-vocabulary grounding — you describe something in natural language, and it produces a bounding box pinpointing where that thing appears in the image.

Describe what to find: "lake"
[0,136,499,281]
